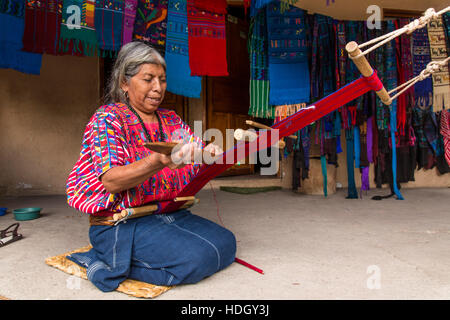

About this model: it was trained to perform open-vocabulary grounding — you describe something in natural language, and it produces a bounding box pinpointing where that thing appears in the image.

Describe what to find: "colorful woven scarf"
[165,0,201,98]
[95,0,124,55]
[186,0,228,76]
[0,0,42,74]
[22,0,64,55]
[133,0,167,56]
[251,0,271,14]
[386,20,403,200]
[345,21,365,108]
[395,18,414,136]
[60,0,97,56]
[427,16,450,112]
[266,2,310,106]
[122,0,137,46]
[412,25,433,109]
[311,13,335,99]
[335,20,346,90]
[441,110,450,166]
[248,5,271,118]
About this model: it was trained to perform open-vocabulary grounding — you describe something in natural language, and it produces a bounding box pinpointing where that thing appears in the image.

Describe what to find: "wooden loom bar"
[345,41,392,106]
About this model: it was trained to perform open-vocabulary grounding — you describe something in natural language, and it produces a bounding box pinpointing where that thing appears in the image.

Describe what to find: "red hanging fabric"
[193,0,227,14]
[441,110,450,166]
[23,0,62,55]
[187,0,229,76]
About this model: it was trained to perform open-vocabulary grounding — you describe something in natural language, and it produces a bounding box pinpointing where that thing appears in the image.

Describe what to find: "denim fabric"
[67,210,236,292]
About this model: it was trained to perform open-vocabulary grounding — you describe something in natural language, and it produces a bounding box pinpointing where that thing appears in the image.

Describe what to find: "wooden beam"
[383,8,422,18]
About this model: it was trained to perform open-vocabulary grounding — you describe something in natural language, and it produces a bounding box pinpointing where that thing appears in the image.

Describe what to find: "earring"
[125,91,129,100]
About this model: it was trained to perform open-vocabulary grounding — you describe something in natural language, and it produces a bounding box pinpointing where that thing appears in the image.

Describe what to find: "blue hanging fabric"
[0,0,42,75]
[266,2,310,106]
[165,0,202,98]
[386,20,404,200]
[353,126,361,169]
[320,155,327,197]
[390,105,404,200]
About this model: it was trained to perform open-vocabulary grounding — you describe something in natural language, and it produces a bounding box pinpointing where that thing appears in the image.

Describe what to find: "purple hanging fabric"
[367,116,373,163]
[123,0,138,46]
[361,166,370,191]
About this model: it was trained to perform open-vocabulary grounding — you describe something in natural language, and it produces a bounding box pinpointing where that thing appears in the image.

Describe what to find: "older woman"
[66,41,236,292]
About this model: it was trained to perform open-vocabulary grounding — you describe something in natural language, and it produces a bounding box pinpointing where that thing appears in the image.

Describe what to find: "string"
[352,7,450,60]
[208,181,264,275]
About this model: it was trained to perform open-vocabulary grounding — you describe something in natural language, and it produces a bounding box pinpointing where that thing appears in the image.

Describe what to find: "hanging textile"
[133,0,168,56]
[251,0,272,14]
[123,0,138,46]
[94,0,124,55]
[266,2,310,106]
[343,21,363,199]
[395,18,414,136]
[186,0,228,76]
[440,110,450,166]
[0,0,42,74]
[60,0,97,56]
[394,18,416,184]
[345,129,358,199]
[310,13,336,197]
[412,25,433,109]
[22,0,64,55]
[248,5,271,118]
[311,13,335,99]
[165,0,201,98]
[192,0,226,14]
[413,107,436,170]
[427,16,450,112]
[386,20,403,200]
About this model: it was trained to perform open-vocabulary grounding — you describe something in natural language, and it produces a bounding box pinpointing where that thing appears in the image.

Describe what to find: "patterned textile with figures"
[133,0,168,55]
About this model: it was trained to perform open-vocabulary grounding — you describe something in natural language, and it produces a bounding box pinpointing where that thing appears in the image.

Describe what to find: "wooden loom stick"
[112,199,200,222]
[234,129,286,149]
[246,120,297,139]
[345,41,392,105]
[113,204,159,221]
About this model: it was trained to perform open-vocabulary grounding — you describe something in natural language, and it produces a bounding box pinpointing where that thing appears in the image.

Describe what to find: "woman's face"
[122,63,167,115]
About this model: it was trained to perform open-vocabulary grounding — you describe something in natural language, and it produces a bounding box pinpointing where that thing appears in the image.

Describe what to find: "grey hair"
[104,41,166,104]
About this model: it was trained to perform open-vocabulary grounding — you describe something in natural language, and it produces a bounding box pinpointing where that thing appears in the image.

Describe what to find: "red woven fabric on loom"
[187,0,228,76]
[193,0,227,14]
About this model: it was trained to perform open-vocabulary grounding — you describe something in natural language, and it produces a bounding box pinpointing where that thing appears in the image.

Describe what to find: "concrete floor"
[0,187,450,300]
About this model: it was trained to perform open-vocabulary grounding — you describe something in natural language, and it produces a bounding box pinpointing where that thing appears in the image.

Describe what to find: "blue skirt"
[67,210,236,292]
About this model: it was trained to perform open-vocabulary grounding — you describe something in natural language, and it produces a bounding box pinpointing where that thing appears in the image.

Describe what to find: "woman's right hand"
[154,141,202,170]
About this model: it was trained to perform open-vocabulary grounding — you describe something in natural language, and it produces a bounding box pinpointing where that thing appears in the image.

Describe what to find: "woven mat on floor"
[45,245,172,299]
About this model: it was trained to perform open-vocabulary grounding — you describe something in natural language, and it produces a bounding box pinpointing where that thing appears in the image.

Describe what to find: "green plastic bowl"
[13,207,42,221]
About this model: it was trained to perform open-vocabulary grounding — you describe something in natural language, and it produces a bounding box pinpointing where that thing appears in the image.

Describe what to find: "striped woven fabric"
[441,110,450,166]
[186,0,228,76]
[165,0,202,98]
[60,0,98,56]
[122,0,138,46]
[248,6,271,118]
[427,16,450,112]
[266,1,310,106]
